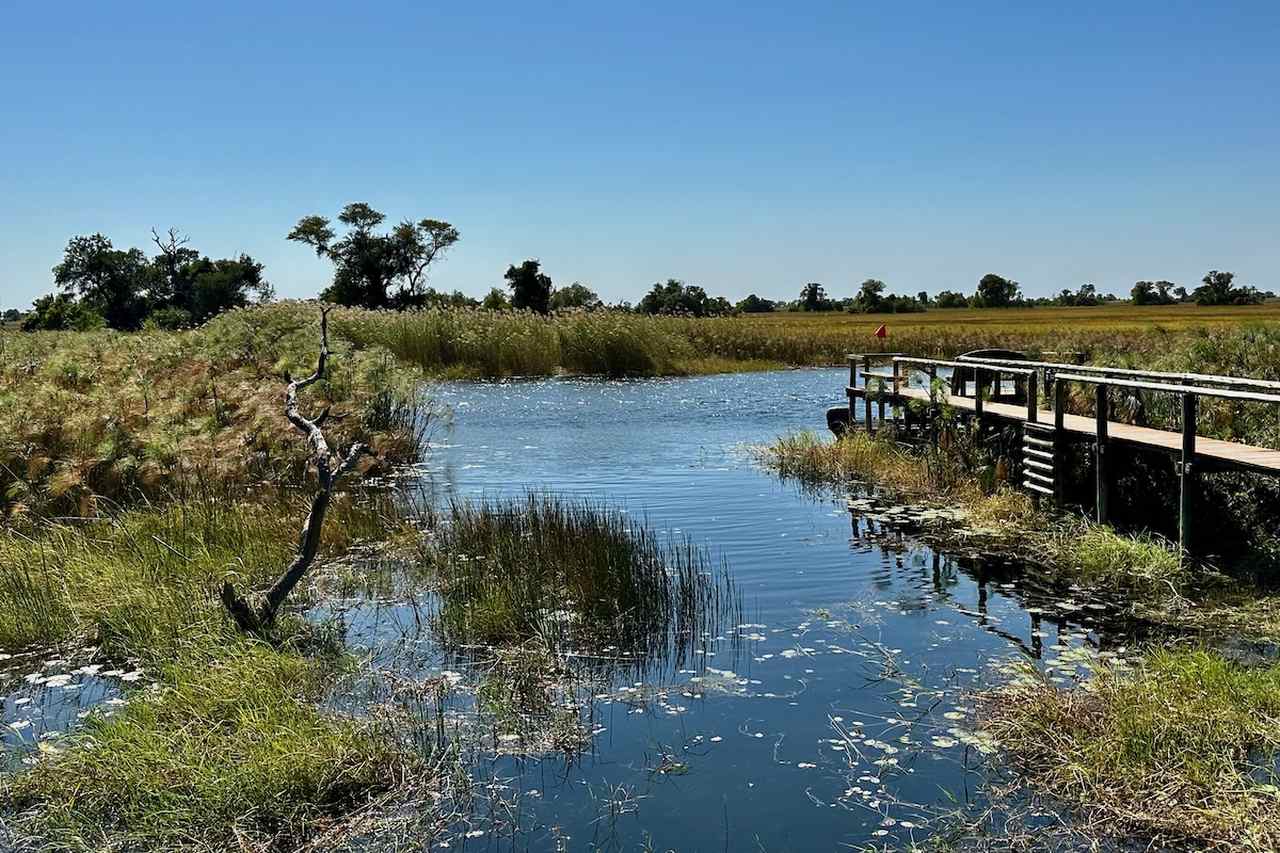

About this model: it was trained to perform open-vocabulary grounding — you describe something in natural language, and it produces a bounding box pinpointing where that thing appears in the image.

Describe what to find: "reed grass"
[422,494,736,664]
[982,647,1280,850]
[0,301,433,519]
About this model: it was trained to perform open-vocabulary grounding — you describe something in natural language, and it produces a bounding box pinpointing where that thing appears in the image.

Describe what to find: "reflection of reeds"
[422,494,739,674]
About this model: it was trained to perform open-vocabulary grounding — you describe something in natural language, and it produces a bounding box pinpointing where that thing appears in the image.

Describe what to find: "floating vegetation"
[980,647,1280,850]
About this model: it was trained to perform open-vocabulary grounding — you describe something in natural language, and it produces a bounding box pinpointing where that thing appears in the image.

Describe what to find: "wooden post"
[890,359,901,433]
[847,354,857,427]
[1026,371,1038,423]
[1094,382,1109,524]
[974,367,985,420]
[1179,392,1197,556]
[862,354,873,434]
[1054,377,1066,506]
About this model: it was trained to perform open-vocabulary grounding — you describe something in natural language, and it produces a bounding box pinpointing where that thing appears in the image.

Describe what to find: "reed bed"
[0,302,432,520]
[422,494,737,667]
[982,647,1280,850]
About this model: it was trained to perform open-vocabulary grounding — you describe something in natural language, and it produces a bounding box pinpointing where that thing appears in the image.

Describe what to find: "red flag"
[873,324,887,339]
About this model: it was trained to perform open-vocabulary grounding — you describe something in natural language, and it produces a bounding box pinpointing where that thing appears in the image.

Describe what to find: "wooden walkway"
[841,352,1280,552]
[874,384,1280,475]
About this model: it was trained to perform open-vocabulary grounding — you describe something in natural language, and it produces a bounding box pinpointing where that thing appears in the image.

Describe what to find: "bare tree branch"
[221,305,372,633]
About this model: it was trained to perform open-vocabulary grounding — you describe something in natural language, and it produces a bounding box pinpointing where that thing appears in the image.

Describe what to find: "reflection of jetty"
[837,351,1280,552]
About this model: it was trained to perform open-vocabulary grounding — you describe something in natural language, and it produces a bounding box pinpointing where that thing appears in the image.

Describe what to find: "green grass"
[757,431,1198,596]
[424,494,735,660]
[982,647,1280,850]
[2,643,411,851]
[0,496,420,851]
[0,494,394,660]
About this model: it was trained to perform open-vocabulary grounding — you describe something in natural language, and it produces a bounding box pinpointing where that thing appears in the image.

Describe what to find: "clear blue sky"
[3,1,1278,308]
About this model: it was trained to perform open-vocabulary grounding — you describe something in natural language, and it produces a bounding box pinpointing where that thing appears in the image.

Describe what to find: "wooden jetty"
[841,352,1280,552]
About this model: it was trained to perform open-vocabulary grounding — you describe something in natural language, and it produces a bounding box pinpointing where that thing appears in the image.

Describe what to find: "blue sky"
[2,1,1278,308]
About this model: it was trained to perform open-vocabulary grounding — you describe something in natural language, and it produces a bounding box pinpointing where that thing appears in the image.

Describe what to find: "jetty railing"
[844,352,1280,556]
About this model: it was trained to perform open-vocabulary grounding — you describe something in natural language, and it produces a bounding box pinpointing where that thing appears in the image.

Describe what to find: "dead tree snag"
[221,305,371,633]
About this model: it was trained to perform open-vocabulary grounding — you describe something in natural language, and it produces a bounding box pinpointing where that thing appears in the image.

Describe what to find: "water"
[326,369,1138,851]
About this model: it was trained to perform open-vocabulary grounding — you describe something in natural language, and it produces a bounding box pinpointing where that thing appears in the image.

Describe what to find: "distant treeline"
[8,201,1274,330]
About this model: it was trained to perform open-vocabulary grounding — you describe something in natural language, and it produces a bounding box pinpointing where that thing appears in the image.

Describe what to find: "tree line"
[8,201,1274,329]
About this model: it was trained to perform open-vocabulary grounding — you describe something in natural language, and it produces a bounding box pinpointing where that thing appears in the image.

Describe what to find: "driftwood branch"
[221,306,371,633]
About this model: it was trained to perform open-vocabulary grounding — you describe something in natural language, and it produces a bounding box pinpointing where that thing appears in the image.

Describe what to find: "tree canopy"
[1192,270,1262,306]
[637,279,733,317]
[288,203,459,309]
[504,260,553,313]
[974,273,1021,307]
[27,230,272,331]
[549,282,602,311]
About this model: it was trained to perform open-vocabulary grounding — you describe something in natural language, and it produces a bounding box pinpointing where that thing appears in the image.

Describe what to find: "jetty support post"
[847,354,857,427]
[1053,377,1067,506]
[1095,382,1109,523]
[891,358,902,433]
[862,354,874,434]
[1026,370,1038,423]
[974,367,985,421]
[1178,392,1197,556]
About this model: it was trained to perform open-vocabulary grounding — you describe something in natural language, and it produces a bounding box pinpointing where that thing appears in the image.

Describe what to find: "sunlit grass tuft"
[982,647,1280,850]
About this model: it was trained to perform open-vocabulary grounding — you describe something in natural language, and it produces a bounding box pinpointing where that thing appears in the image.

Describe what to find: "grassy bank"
[0,303,431,520]
[981,647,1280,850]
[759,431,1202,593]
[0,496,422,850]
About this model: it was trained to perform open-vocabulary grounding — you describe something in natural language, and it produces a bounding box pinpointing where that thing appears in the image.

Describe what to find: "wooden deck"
[849,384,1280,476]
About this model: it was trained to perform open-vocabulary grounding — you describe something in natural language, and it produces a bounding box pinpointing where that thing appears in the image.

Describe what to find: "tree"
[482,287,511,310]
[549,282,602,311]
[22,293,105,331]
[637,279,731,316]
[504,260,553,313]
[935,290,968,308]
[1131,280,1177,306]
[974,273,1020,308]
[917,291,929,306]
[851,279,886,313]
[1191,270,1262,306]
[288,203,459,309]
[2,308,22,323]
[736,294,776,313]
[799,282,829,311]
[52,234,152,329]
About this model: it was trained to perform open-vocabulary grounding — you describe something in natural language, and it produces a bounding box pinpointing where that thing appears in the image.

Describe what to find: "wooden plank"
[1023,458,1054,472]
[873,384,1280,475]
[1023,481,1055,496]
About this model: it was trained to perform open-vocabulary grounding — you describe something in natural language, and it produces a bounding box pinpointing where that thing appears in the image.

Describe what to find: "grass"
[423,494,736,664]
[981,647,1280,850]
[0,496,422,851]
[0,301,432,519]
[757,431,1192,596]
[2,644,413,852]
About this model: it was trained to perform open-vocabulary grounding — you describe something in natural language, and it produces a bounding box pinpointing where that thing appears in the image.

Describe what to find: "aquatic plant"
[982,647,1280,849]
[423,494,736,666]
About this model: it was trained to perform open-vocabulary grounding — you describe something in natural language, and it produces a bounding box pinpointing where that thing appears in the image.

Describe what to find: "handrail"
[958,355,1280,393]
[893,356,1035,375]
[1053,373,1280,405]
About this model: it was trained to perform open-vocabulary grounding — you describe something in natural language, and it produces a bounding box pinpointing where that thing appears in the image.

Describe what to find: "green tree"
[637,279,730,316]
[21,293,105,331]
[504,260,553,313]
[482,287,511,310]
[799,282,829,311]
[851,279,886,313]
[1131,280,1177,306]
[288,203,459,309]
[974,273,1020,307]
[1191,270,1261,306]
[736,294,776,313]
[549,282,602,311]
[52,234,152,329]
[934,289,968,308]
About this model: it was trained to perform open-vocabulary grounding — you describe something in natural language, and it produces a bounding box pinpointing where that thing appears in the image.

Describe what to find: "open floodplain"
[2,305,1280,851]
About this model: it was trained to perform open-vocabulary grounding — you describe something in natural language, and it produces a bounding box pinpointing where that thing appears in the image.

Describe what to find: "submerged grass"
[982,647,1280,850]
